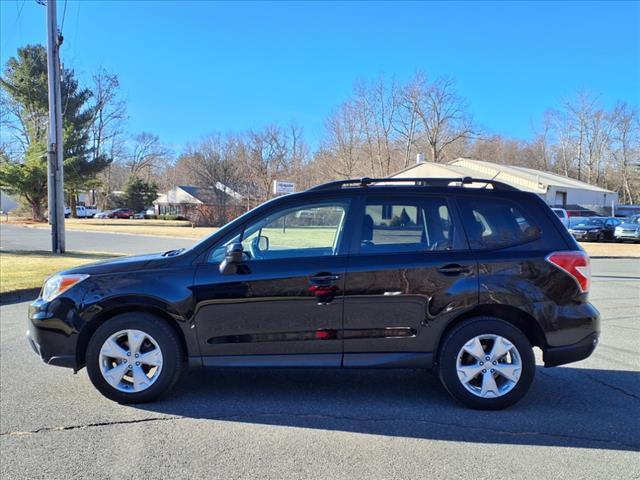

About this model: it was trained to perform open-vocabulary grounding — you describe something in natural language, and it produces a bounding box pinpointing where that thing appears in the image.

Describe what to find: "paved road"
[0,224,195,254]
[1,259,639,479]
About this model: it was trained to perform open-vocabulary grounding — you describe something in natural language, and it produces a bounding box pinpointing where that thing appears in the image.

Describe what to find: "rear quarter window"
[458,196,542,250]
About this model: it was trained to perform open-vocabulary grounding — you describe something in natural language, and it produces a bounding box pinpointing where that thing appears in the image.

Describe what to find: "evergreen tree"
[124,176,158,212]
[0,44,111,220]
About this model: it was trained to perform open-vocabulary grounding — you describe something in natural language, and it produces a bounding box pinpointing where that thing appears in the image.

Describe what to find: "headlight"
[41,274,89,302]
[615,227,622,232]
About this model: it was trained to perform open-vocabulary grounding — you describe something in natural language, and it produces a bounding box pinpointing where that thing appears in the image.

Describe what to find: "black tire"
[86,312,185,403]
[438,317,535,410]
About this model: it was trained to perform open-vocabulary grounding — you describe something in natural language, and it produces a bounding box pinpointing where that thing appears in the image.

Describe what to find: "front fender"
[78,268,201,358]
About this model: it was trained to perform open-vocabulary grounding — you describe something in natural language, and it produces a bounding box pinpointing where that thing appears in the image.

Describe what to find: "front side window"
[210,201,349,262]
[358,197,454,253]
[459,197,542,250]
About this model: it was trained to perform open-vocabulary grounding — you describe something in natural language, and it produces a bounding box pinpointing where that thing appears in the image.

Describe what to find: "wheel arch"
[434,304,547,366]
[76,304,190,368]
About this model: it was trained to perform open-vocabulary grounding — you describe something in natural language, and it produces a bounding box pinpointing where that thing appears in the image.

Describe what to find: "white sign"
[273,180,296,195]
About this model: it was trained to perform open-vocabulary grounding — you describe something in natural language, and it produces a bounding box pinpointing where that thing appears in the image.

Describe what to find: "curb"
[0,288,39,305]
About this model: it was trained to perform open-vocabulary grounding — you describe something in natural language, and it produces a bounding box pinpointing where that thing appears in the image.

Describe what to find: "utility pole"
[45,0,65,253]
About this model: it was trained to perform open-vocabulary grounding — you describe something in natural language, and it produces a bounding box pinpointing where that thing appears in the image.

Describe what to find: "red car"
[108,208,135,219]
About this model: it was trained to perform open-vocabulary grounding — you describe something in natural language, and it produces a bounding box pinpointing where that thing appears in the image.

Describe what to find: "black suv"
[27,177,600,409]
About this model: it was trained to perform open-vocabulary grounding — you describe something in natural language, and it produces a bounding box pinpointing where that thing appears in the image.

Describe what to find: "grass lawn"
[0,250,123,295]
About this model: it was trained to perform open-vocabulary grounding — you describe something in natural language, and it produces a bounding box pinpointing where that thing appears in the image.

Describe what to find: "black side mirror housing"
[219,242,244,275]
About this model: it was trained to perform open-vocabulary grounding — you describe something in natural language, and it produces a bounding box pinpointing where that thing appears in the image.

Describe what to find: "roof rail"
[307,176,518,192]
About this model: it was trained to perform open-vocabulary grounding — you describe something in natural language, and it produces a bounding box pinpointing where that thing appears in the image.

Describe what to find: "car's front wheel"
[86,312,184,403]
[438,317,535,410]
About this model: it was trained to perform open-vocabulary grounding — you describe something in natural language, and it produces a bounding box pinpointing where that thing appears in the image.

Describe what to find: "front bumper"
[614,232,640,241]
[27,296,83,370]
[569,230,600,241]
[543,332,599,367]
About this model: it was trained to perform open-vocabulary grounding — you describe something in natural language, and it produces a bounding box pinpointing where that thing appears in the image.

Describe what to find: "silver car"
[614,215,640,242]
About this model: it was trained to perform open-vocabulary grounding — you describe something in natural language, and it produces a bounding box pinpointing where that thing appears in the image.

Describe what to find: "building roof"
[392,157,616,195]
[155,184,243,205]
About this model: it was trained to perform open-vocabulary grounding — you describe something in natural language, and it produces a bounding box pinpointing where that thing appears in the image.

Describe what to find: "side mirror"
[257,235,269,251]
[219,242,244,275]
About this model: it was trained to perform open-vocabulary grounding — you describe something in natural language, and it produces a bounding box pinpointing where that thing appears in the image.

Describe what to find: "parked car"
[108,208,135,219]
[551,208,569,228]
[27,176,599,410]
[93,210,112,219]
[64,206,100,218]
[614,205,640,218]
[614,214,640,242]
[567,216,620,241]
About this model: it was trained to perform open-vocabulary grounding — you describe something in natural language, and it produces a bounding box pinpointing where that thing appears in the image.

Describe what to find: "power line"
[59,0,68,34]
[2,0,27,51]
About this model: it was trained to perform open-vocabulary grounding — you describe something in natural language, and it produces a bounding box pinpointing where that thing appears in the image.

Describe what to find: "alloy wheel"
[455,334,522,398]
[98,329,164,393]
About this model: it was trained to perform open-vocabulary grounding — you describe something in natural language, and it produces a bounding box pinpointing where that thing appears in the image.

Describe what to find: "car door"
[342,193,478,367]
[191,198,354,366]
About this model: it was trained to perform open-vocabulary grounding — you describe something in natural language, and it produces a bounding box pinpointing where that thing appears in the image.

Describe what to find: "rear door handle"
[437,264,471,275]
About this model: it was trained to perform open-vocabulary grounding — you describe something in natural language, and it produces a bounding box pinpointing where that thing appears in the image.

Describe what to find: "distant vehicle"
[93,210,112,219]
[614,205,640,218]
[614,215,640,243]
[64,206,100,218]
[551,208,569,227]
[134,207,156,219]
[108,208,135,219]
[568,217,620,242]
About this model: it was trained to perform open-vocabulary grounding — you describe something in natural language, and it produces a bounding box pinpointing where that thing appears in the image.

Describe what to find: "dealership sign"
[273,180,296,195]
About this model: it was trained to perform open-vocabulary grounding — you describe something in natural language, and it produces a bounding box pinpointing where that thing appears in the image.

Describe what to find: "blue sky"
[1,1,639,152]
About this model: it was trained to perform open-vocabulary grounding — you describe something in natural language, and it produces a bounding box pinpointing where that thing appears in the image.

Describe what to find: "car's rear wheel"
[438,317,535,410]
[86,312,184,403]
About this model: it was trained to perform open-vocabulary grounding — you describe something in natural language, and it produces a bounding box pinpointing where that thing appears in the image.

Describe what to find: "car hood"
[570,226,601,231]
[63,252,176,275]
[618,222,640,229]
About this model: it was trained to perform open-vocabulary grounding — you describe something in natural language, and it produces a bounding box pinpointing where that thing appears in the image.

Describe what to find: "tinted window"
[359,197,454,253]
[210,201,349,262]
[459,197,541,250]
[569,217,603,227]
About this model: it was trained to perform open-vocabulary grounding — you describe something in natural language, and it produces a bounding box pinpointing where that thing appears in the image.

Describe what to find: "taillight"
[546,251,591,293]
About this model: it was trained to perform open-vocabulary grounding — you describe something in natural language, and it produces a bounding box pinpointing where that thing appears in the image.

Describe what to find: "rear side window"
[359,197,454,253]
[458,197,542,250]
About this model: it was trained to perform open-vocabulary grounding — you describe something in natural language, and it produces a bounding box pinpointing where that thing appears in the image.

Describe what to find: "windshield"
[569,217,603,227]
[628,215,640,224]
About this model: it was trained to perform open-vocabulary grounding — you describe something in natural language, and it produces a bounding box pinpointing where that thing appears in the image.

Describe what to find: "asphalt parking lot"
[1,258,639,479]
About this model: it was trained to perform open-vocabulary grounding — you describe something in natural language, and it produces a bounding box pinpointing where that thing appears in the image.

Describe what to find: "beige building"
[392,158,618,213]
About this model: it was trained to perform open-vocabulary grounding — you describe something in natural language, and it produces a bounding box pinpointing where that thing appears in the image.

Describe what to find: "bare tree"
[321,101,365,178]
[412,75,477,163]
[610,103,640,204]
[90,69,127,162]
[244,125,292,202]
[127,132,170,179]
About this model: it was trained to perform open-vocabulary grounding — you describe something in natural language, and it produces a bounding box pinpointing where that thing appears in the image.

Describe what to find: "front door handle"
[310,273,341,284]
[309,272,341,305]
[437,264,471,275]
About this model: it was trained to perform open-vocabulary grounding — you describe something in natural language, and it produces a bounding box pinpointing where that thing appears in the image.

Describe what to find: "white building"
[392,157,618,212]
